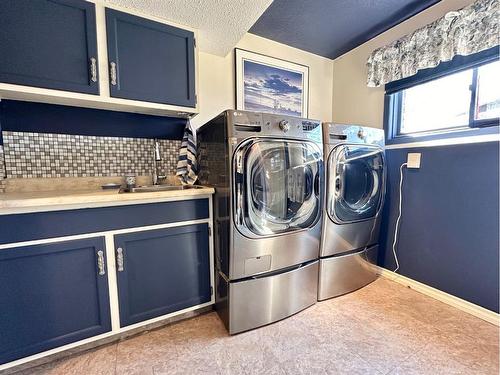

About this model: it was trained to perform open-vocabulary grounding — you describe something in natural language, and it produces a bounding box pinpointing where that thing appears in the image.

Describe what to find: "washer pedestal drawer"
[217,260,318,334]
[318,245,378,301]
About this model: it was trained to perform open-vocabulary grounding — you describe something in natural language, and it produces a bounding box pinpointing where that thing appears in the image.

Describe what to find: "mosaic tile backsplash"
[0,145,5,194]
[0,145,5,179]
[0,132,181,179]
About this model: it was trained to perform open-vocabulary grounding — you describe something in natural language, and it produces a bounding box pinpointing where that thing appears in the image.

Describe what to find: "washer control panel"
[229,110,321,142]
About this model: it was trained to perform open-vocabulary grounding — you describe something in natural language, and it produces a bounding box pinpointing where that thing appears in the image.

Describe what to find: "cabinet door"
[0,237,111,365]
[115,224,211,327]
[106,9,196,107]
[0,0,99,94]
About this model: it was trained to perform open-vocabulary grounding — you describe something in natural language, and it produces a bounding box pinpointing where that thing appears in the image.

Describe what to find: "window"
[385,50,499,139]
[399,68,474,134]
[476,61,500,121]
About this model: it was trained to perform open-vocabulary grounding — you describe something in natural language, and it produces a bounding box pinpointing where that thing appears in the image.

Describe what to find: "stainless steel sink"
[124,185,204,193]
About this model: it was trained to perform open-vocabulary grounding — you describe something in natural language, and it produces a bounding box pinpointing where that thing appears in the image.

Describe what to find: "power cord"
[392,162,407,273]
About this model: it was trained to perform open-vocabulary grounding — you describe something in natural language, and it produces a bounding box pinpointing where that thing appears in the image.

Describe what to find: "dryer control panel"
[324,123,384,147]
[228,110,322,143]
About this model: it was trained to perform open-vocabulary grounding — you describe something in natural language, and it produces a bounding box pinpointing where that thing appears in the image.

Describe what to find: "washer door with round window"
[328,144,384,224]
[234,138,322,239]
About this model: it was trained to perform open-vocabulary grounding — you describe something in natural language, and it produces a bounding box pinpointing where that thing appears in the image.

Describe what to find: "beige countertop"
[0,186,215,215]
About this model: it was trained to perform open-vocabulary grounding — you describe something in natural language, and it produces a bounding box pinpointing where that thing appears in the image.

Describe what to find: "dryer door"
[328,144,384,224]
[234,138,322,238]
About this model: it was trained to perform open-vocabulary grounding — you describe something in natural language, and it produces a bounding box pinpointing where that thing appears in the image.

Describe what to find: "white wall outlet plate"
[407,153,421,169]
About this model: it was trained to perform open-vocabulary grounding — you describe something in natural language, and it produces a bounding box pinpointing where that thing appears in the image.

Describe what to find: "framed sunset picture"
[235,49,309,117]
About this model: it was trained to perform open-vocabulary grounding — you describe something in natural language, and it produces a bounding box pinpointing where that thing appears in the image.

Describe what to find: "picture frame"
[235,48,309,118]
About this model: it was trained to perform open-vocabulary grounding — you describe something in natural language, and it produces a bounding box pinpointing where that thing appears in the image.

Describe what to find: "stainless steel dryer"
[197,110,323,334]
[318,123,385,300]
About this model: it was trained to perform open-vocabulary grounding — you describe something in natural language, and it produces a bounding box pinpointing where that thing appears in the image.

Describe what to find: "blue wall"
[379,141,499,313]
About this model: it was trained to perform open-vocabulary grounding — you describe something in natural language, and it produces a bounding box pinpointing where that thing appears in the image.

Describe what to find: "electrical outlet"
[407,153,421,169]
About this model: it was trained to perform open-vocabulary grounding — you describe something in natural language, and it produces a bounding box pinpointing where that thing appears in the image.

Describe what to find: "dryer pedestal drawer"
[220,260,318,334]
[318,245,378,301]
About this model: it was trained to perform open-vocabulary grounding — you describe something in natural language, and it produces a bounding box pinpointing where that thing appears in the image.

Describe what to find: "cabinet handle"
[97,250,106,276]
[90,57,97,83]
[110,62,117,86]
[116,247,124,272]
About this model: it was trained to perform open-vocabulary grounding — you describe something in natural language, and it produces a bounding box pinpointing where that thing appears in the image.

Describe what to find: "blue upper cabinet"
[0,0,99,95]
[114,224,211,327]
[0,237,111,364]
[105,9,196,107]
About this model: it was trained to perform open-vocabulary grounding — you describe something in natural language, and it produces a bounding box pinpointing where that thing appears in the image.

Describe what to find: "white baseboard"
[374,266,500,326]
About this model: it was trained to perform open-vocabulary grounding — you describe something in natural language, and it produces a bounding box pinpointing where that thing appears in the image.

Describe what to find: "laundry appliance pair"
[197,110,385,334]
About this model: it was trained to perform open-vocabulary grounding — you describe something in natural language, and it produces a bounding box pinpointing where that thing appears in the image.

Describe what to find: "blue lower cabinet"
[115,224,211,327]
[0,237,111,365]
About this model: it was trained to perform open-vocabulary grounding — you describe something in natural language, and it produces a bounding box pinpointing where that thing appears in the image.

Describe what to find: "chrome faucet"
[152,139,166,185]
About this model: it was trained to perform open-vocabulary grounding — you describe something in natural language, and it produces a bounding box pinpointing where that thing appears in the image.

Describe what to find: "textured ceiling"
[104,0,273,56]
[250,0,441,59]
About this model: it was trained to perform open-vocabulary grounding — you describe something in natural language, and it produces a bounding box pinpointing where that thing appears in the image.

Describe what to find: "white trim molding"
[374,265,500,326]
[385,133,500,150]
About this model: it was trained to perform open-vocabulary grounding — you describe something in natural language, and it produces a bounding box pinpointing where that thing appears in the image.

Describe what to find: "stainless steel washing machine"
[318,123,385,300]
[197,110,323,334]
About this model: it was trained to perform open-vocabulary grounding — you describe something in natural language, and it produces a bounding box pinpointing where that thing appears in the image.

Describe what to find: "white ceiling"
[104,0,273,56]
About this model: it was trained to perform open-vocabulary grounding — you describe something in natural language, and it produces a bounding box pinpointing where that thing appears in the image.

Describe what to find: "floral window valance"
[366,0,499,87]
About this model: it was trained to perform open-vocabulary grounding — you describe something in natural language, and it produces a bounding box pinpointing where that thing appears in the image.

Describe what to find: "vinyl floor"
[13,277,499,375]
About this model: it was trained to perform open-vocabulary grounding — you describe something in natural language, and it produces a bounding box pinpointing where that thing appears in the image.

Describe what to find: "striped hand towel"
[176,119,198,185]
